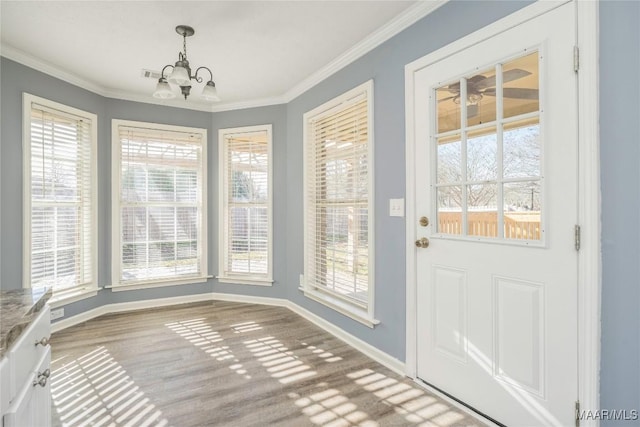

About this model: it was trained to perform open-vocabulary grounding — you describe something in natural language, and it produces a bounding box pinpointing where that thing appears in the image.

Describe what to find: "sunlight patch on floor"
[347,369,474,427]
[166,319,251,379]
[244,336,316,384]
[51,346,168,427]
[289,388,377,427]
[301,341,343,363]
[231,321,263,333]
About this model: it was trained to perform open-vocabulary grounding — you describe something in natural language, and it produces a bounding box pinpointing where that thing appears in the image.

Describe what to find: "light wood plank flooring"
[50,301,486,427]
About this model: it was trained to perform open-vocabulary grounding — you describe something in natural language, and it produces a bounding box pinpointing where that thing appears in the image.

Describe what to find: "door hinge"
[575,225,581,251]
[575,400,581,427]
[574,45,580,72]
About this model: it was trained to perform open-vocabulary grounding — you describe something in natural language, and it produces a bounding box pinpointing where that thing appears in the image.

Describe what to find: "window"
[302,80,377,327]
[435,51,542,242]
[112,120,207,290]
[23,94,98,300]
[218,125,272,285]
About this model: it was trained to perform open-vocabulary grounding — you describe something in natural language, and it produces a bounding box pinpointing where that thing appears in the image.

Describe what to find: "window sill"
[216,276,273,286]
[298,286,379,328]
[50,287,100,308]
[107,275,211,292]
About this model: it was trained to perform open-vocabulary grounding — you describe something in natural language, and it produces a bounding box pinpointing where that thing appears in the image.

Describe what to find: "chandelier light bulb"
[201,81,220,102]
[153,78,176,99]
[168,64,191,87]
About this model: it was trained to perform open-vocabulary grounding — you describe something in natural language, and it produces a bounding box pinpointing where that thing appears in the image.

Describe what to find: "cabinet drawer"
[9,306,51,396]
[4,346,51,427]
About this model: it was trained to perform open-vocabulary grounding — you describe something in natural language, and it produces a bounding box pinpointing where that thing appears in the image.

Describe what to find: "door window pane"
[467,127,497,182]
[467,184,498,237]
[503,52,539,119]
[437,135,461,183]
[504,181,541,241]
[466,67,497,127]
[437,83,462,133]
[503,119,540,179]
[437,186,462,235]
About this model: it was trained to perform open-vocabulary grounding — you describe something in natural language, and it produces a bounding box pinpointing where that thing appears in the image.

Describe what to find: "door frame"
[404,0,600,424]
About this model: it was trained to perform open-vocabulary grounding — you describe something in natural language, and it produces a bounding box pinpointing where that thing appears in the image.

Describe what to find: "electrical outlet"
[51,308,64,320]
[389,198,405,217]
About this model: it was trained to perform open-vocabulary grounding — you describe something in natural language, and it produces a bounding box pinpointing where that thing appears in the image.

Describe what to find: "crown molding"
[1,1,447,112]
[102,89,216,113]
[1,43,108,96]
[209,95,286,113]
[282,0,447,103]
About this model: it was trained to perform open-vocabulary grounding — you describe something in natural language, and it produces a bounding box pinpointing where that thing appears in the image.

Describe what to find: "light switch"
[389,198,405,217]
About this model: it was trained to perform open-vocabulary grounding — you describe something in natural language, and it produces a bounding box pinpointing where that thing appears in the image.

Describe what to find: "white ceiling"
[0,1,434,112]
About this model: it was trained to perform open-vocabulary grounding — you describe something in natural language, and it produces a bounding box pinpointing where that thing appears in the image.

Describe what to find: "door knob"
[419,216,429,227]
[415,237,430,248]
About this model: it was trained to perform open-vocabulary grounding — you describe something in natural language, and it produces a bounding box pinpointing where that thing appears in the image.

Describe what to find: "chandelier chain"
[183,33,187,59]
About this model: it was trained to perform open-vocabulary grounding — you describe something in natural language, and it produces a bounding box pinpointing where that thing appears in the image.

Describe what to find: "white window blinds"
[304,82,373,311]
[27,99,96,292]
[219,126,272,281]
[115,123,206,285]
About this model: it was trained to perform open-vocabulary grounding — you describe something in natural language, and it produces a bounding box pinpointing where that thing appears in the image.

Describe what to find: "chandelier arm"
[194,66,214,84]
[160,64,174,79]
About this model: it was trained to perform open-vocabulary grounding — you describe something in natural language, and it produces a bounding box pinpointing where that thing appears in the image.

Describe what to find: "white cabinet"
[3,347,51,427]
[1,305,51,427]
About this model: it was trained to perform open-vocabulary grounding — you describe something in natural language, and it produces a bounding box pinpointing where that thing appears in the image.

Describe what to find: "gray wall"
[286,0,531,361]
[0,57,287,319]
[599,0,640,422]
[2,0,640,419]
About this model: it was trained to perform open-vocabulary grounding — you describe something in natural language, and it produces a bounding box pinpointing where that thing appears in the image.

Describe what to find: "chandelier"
[153,25,220,102]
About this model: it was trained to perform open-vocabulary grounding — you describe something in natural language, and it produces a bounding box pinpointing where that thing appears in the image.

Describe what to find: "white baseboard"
[284,301,405,376]
[209,292,288,308]
[51,293,213,333]
[107,293,214,314]
[51,305,108,333]
[51,291,405,376]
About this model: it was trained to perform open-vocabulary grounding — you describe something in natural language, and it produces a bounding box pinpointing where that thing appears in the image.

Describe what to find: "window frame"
[301,80,378,328]
[22,93,99,304]
[111,119,208,291]
[217,124,273,286]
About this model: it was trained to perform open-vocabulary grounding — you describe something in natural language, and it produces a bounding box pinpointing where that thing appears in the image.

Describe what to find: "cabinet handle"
[33,376,47,388]
[34,337,50,347]
[39,368,51,378]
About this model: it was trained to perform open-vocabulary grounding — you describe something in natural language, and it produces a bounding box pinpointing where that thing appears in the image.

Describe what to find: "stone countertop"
[0,286,52,359]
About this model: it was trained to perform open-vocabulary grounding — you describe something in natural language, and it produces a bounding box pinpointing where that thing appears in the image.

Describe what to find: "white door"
[413,3,577,426]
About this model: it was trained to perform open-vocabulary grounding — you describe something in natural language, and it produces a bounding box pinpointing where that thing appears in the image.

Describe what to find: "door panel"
[414,3,577,426]
[433,266,468,362]
[494,276,544,396]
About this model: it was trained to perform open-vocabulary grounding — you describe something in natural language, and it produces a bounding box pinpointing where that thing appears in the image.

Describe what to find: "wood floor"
[50,301,486,427]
